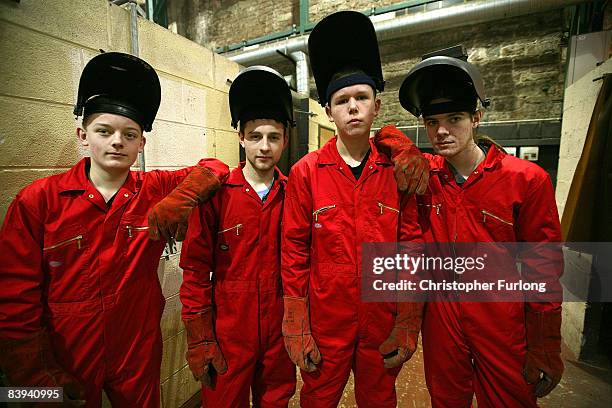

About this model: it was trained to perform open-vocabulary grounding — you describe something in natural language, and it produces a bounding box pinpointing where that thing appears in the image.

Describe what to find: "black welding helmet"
[229,65,294,130]
[399,46,490,117]
[308,10,385,106]
[74,52,161,132]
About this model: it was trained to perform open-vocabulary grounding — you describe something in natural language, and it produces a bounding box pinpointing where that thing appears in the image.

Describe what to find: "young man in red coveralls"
[0,52,228,407]
[179,66,296,407]
[375,47,564,407]
[281,11,429,408]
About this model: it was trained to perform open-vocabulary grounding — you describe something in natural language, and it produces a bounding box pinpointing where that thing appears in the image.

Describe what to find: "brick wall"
[168,1,568,128]
[378,10,565,127]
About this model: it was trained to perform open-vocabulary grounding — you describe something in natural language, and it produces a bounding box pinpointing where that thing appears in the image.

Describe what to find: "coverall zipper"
[377,202,399,214]
[43,235,83,250]
[126,225,149,238]
[481,210,513,226]
[418,203,442,215]
[313,205,336,222]
[219,223,243,236]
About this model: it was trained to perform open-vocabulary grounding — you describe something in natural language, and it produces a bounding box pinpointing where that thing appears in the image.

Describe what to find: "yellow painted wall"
[308,99,335,152]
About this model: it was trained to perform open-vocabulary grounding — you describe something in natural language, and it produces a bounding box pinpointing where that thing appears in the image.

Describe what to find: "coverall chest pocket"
[312,202,345,263]
[43,225,91,301]
[480,208,515,241]
[121,217,151,258]
[417,194,442,232]
[215,222,245,275]
[376,200,400,223]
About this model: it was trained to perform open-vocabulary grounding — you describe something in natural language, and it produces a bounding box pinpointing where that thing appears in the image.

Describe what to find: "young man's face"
[239,119,287,172]
[423,110,481,159]
[326,83,380,139]
[77,112,145,174]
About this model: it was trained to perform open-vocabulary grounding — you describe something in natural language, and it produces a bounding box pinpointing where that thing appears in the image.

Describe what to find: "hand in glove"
[282,296,321,372]
[148,165,226,242]
[0,329,86,406]
[374,125,429,195]
[183,307,228,387]
[379,302,424,368]
[523,307,564,398]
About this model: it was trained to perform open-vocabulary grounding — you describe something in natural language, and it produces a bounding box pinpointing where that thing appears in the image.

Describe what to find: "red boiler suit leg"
[422,302,474,408]
[202,310,257,408]
[463,303,537,408]
[103,282,164,408]
[252,292,296,407]
[48,307,106,408]
[299,334,353,408]
[353,338,401,408]
[103,330,163,407]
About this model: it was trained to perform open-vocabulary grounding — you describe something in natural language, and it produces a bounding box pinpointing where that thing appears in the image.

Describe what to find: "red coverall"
[418,145,562,407]
[0,157,228,408]
[180,165,296,407]
[282,137,422,408]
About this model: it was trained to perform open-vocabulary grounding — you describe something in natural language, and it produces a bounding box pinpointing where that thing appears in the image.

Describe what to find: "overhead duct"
[227,0,585,66]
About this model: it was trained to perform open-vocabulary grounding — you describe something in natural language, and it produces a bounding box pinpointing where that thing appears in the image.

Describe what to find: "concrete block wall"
[0,0,240,406]
[555,58,612,218]
[555,58,612,358]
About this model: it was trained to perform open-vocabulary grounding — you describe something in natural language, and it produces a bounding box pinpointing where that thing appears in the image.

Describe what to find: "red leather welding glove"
[148,166,223,242]
[523,307,564,398]
[0,329,86,406]
[374,125,429,195]
[379,302,424,368]
[282,296,321,373]
[183,307,228,387]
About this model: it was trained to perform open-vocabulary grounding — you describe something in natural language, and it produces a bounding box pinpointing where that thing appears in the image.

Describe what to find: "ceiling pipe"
[227,0,585,66]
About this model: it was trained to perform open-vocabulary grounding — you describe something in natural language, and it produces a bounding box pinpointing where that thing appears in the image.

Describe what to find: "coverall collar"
[225,162,287,187]
[317,135,392,167]
[56,157,140,194]
[430,142,505,177]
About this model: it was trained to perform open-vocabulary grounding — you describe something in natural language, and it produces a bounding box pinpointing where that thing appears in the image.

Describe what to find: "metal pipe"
[228,0,584,65]
[291,51,309,94]
[146,0,154,21]
[299,0,309,34]
[229,36,308,65]
[374,0,583,41]
[127,1,146,171]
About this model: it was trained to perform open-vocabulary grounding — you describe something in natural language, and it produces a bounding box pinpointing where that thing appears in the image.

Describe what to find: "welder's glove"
[374,125,429,195]
[0,329,86,406]
[282,296,321,373]
[379,302,424,368]
[148,166,224,242]
[523,307,564,398]
[183,307,228,387]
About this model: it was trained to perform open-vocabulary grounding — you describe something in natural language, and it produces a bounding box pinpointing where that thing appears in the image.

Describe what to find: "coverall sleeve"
[281,163,313,298]
[148,158,230,197]
[516,173,563,312]
[398,191,426,304]
[0,191,45,339]
[399,193,424,243]
[179,201,217,319]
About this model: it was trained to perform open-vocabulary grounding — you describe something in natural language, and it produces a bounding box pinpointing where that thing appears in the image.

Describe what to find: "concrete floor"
[288,342,612,407]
